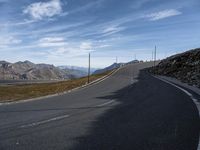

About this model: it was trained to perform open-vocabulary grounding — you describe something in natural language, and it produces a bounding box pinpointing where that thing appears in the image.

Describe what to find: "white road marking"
[96,100,115,107]
[20,100,115,129]
[20,114,70,128]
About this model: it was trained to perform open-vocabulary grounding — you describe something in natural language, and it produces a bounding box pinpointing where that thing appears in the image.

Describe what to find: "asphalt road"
[0,62,199,150]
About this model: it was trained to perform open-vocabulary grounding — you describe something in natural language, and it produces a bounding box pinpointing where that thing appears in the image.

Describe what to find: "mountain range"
[93,60,141,75]
[58,66,98,74]
[0,61,88,80]
[93,63,124,74]
[0,60,140,80]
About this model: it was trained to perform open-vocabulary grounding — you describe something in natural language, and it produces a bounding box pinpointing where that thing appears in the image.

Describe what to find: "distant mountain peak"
[24,60,34,64]
[0,61,10,64]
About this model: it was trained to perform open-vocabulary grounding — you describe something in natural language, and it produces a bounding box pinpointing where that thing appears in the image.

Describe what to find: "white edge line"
[96,100,115,107]
[154,76,200,150]
[20,114,70,128]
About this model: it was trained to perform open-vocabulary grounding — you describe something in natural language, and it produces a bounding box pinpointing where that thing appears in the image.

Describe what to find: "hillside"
[58,66,98,74]
[93,60,140,75]
[59,67,88,79]
[93,63,123,75]
[0,61,78,80]
[153,48,200,88]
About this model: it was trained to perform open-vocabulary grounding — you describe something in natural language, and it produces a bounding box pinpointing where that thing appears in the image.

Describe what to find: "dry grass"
[0,70,114,102]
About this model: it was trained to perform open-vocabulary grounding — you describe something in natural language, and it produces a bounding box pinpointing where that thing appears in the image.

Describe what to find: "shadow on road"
[70,70,200,150]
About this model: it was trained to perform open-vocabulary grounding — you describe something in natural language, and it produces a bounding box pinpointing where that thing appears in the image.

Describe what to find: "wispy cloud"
[102,26,125,36]
[23,0,62,20]
[80,42,92,50]
[78,23,127,39]
[48,42,94,58]
[38,37,67,47]
[145,9,182,21]
[0,36,21,48]
[36,38,95,58]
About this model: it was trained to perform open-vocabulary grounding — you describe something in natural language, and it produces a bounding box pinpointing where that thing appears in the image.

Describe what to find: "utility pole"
[87,53,90,84]
[154,45,157,67]
[154,45,157,74]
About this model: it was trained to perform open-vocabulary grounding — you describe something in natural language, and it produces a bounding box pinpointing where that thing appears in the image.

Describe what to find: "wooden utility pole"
[88,53,90,84]
[154,45,157,74]
[154,45,157,67]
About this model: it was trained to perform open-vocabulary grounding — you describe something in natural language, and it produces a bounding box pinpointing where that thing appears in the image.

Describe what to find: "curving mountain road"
[0,62,199,150]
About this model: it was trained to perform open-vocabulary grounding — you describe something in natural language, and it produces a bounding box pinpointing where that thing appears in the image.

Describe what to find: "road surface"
[0,62,199,150]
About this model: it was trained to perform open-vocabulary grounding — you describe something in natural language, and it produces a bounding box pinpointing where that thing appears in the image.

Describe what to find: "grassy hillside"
[0,70,114,102]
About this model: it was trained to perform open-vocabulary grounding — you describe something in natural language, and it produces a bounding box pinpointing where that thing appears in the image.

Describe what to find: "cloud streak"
[145,9,182,21]
[0,36,21,48]
[38,37,67,47]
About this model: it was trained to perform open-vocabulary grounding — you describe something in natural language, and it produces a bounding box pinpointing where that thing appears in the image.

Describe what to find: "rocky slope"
[153,48,200,88]
[0,61,78,80]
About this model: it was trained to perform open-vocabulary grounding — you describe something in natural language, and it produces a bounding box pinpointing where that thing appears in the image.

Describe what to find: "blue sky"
[0,0,200,67]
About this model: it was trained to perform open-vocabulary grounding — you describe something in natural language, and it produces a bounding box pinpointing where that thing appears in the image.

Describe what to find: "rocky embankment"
[153,48,200,88]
